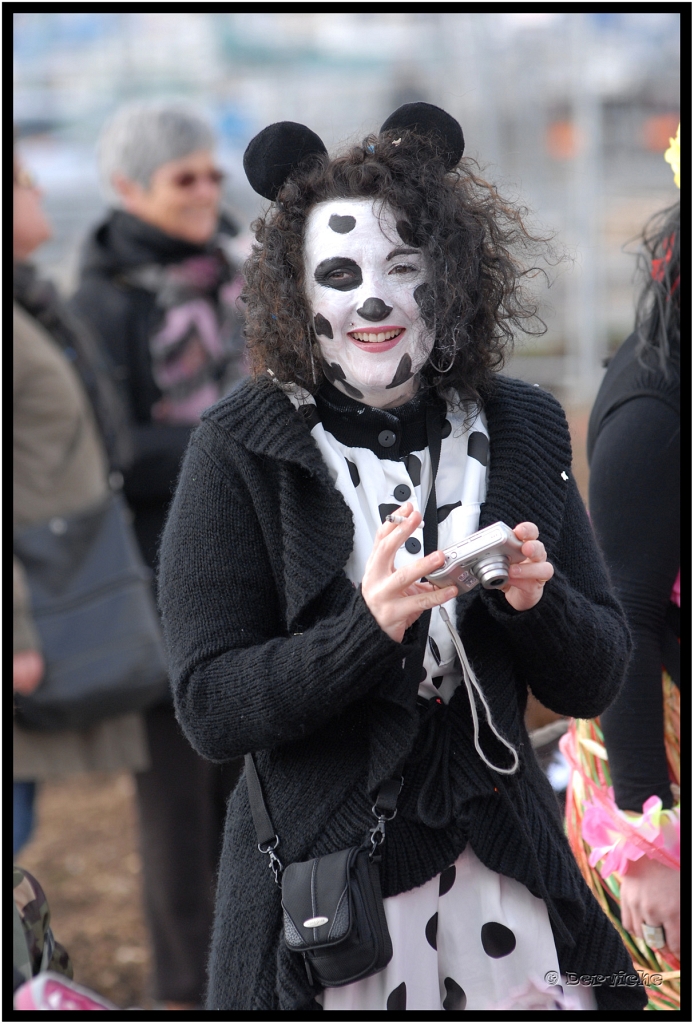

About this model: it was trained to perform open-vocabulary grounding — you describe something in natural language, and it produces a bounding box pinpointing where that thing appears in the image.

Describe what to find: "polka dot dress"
[286,384,561,1011]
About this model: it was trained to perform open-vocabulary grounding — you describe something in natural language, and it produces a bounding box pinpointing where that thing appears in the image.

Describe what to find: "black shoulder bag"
[246,754,400,988]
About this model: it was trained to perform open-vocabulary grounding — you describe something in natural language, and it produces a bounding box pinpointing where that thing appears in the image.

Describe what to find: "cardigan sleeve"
[158,434,410,763]
[477,474,632,719]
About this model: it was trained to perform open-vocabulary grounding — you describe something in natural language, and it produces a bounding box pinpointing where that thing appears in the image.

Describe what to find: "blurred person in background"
[563,129,680,1010]
[70,100,246,1011]
[13,153,148,856]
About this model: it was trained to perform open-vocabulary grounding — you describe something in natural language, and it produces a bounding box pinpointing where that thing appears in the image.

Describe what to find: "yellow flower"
[664,123,680,189]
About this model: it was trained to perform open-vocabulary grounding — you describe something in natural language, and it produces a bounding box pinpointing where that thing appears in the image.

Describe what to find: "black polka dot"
[378,503,399,522]
[420,666,428,683]
[314,313,333,339]
[441,419,452,439]
[386,982,407,1010]
[345,459,360,487]
[439,865,456,896]
[404,454,421,485]
[405,537,421,554]
[437,501,462,523]
[468,431,489,466]
[481,921,516,958]
[432,676,443,689]
[425,912,438,950]
[328,213,356,234]
[428,636,441,665]
[443,977,467,1011]
[394,483,411,502]
[297,404,320,430]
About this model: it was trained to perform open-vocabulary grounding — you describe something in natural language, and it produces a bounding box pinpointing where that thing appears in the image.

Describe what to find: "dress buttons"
[405,537,421,554]
[378,429,397,448]
[394,484,411,502]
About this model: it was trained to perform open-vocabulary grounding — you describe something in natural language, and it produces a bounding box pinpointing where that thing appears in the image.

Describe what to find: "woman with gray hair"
[71,100,246,1011]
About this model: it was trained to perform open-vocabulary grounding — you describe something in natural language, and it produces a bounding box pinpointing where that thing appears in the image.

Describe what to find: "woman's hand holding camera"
[361,503,457,643]
[501,522,554,611]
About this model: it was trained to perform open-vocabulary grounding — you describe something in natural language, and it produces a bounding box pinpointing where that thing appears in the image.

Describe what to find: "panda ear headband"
[243,101,465,201]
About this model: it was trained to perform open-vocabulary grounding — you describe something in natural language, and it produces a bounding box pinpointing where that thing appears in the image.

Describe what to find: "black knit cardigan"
[158,374,646,1012]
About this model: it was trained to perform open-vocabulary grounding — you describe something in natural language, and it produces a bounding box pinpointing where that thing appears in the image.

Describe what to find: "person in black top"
[70,101,246,1010]
[586,198,680,963]
[157,105,645,1011]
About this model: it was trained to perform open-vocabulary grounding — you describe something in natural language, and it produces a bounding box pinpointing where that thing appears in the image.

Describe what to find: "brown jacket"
[13,303,148,780]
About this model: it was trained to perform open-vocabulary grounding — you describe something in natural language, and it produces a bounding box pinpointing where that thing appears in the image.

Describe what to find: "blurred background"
[13,11,680,1009]
[15,10,679,408]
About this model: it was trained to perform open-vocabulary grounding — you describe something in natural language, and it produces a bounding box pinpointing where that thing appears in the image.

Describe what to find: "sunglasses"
[171,168,225,189]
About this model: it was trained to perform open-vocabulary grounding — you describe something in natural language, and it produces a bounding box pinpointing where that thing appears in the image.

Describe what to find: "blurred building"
[14,11,679,405]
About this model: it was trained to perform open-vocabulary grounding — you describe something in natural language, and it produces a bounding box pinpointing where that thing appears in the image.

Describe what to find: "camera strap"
[424,402,519,777]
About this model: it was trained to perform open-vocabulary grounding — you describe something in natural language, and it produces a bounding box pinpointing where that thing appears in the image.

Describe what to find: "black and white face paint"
[304,200,434,408]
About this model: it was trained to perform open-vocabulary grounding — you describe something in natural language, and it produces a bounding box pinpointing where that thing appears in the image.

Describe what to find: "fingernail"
[510,565,520,575]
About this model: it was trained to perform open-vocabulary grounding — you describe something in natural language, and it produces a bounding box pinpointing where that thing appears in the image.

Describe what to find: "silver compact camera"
[426,521,524,595]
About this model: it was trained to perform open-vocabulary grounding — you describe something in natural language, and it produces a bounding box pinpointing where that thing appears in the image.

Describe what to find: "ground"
[15,407,591,1011]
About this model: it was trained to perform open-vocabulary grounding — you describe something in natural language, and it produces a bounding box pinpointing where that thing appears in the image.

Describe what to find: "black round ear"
[243,121,328,201]
[379,102,464,171]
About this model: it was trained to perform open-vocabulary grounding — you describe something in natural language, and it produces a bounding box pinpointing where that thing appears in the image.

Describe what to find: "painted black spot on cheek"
[468,431,489,466]
[481,921,517,958]
[385,353,413,389]
[413,282,435,329]
[328,213,356,233]
[342,381,364,399]
[443,977,467,1011]
[396,219,417,246]
[313,313,333,339]
[320,358,363,398]
[320,357,344,384]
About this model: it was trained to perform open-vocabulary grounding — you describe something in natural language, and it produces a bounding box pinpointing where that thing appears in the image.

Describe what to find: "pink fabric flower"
[581,793,679,879]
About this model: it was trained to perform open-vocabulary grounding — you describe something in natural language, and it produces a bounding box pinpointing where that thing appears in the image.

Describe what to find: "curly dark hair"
[633,201,680,374]
[243,129,553,409]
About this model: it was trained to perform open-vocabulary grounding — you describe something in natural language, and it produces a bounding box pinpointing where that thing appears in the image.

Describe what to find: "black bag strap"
[245,752,277,848]
[246,752,403,880]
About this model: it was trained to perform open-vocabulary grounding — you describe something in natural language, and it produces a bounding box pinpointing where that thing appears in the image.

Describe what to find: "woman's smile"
[347,326,406,351]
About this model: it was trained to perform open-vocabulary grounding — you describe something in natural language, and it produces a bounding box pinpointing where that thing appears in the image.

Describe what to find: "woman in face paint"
[303,199,434,410]
[158,115,642,1012]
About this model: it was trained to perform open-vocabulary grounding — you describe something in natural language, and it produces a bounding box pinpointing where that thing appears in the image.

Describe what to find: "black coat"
[158,373,646,1012]
[71,209,244,569]
[588,332,680,811]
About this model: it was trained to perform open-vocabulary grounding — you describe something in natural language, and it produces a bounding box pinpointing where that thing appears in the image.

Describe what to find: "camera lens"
[472,556,510,590]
